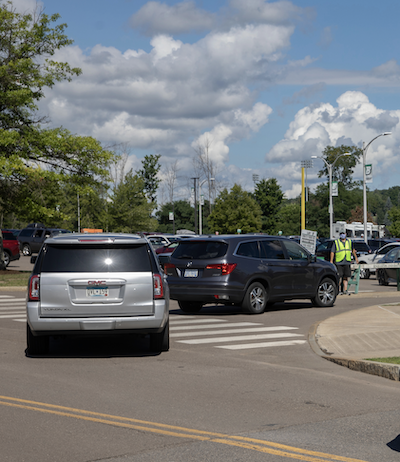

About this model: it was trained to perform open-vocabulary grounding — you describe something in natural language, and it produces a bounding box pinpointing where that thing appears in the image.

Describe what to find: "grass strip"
[0,270,30,287]
[365,357,400,364]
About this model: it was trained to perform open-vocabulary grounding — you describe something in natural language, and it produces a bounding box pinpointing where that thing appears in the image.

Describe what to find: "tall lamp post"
[362,132,391,243]
[199,178,214,235]
[311,153,351,240]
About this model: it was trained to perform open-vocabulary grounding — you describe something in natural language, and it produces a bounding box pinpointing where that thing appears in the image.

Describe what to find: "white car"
[359,242,400,279]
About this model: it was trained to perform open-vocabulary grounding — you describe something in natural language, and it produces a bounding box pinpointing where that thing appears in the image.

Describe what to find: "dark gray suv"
[165,235,339,314]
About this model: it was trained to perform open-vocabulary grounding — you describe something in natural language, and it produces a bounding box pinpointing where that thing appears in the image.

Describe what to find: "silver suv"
[27,233,169,355]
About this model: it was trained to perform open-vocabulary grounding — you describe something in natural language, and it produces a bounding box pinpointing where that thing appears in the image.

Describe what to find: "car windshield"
[40,244,151,272]
[173,241,228,259]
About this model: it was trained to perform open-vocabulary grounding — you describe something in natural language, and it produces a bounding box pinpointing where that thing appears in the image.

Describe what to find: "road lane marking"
[0,395,368,462]
[171,326,298,338]
[177,333,304,344]
[171,322,261,331]
[217,340,307,350]
[0,314,26,319]
[169,317,226,324]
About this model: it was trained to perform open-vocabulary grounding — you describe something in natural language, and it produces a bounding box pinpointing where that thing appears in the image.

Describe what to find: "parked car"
[27,233,169,355]
[164,235,339,314]
[1,230,20,267]
[368,238,398,252]
[376,246,400,286]
[18,223,71,256]
[156,241,181,268]
[147,235,172,250]
[363,242,400,279]
[0,231,5,270]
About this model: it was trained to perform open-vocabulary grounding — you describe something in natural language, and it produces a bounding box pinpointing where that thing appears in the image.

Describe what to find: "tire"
[178,301,203,313]
[3,250,10,267]
[149,320,169,353]
[312,278,337,307]
[22,244,32,256]
[26,324,49,355]
[378,270,389,286]
[360,267,370,279]
[242,282,267,314]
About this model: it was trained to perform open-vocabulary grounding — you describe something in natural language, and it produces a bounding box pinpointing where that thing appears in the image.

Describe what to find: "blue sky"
[12,0,400,203]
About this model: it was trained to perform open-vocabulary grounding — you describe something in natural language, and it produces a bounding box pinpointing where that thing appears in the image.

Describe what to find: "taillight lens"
[164,263,175,271]
[153,274,164,299]
[29,275,40,301]
[205,263,237,275]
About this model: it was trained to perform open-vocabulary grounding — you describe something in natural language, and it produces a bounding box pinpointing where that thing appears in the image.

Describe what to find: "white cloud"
[129,1,215,36]
[266,91,400,195]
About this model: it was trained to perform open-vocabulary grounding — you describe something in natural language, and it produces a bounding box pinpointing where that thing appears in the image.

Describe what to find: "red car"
[2,230,20,267]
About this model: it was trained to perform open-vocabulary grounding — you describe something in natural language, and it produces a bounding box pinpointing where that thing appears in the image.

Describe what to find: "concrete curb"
[308,321,400,381]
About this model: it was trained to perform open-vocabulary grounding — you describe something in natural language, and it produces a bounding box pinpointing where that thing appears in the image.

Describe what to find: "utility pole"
[191,177,198,234]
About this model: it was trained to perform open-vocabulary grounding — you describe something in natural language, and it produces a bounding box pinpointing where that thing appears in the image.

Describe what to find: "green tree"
[156,200,195,233]
[0,2,113,223]
[208,184,262,234]
[388,207,400,237]
[275,202,301,236]
[253,178,284,234]
[137,154,161,203]
[318,145,362,188]
[108,170,157,232]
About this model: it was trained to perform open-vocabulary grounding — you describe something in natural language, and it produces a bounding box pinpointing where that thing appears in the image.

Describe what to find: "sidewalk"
[309,299,400,381]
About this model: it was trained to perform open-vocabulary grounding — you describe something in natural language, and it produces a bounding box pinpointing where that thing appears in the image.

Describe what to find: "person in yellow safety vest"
[330,232,359,295]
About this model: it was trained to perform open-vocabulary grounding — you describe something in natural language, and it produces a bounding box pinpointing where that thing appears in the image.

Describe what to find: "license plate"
[184,269,198,278]
[86,287,109,297]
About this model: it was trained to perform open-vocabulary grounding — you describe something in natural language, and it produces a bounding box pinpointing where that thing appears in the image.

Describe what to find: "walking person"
[330,232,359,294]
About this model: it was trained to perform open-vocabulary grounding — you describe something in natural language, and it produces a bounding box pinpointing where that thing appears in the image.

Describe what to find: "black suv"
[18,223,71,256]
[164,235,339,314]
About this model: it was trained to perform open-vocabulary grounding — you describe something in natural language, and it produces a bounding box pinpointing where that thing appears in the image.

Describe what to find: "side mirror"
[30,256,37,264]
[309,254,317,263]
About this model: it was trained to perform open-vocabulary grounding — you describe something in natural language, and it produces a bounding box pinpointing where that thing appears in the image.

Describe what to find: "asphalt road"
[1,261,400,461]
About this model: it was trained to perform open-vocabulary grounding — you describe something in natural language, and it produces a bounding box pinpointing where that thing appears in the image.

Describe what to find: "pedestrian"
[330,232,359,294]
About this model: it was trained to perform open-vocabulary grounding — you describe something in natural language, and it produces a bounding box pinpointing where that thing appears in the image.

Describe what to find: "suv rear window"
[2,232,17,240]
[353,242,370,252]
[40,244,152,272]
[172,241,228,259]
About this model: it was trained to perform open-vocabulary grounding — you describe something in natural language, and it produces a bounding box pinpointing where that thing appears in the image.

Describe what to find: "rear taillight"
[205,263,237,275]
[153,274,164,299]
[29,275,40,301]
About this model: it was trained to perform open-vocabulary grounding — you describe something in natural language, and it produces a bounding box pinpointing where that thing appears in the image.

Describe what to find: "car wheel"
[360,267,370,279]
[22,244,32,256]
[3,250,10,267]
[312,278,337,307]
[178,301,203,313]
[378,270,389,286]
[26,324,49,355]
[242,282,267,314]
[149,320,169,353]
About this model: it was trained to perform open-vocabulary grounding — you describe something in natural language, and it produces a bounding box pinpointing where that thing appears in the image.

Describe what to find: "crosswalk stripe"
[216,340,307,350]
[171,326,298,338]
[0,305,25,311]
[177,332,303,344]
[169,318,226,325]
[0,298,26,305]
[0,314,27,319]
[171,322,261,331]
[14,319,26,322]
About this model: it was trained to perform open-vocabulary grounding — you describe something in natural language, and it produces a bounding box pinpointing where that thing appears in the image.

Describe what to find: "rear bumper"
[27,299,169,336]
[169,282,244,304]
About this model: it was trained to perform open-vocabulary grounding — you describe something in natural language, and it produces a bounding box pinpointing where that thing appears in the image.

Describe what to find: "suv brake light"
[153,274,164,299]
[29,275,40,301]
[206,263,237,275]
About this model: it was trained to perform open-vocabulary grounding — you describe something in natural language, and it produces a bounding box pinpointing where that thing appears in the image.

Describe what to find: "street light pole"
[199,178,214,234]
[311,153,351,240]
[362,132,391,243]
